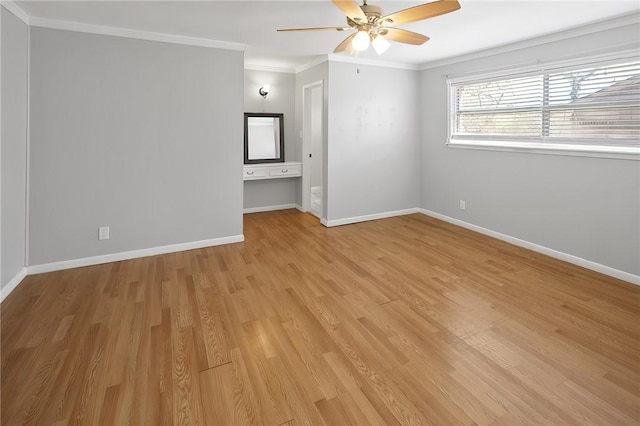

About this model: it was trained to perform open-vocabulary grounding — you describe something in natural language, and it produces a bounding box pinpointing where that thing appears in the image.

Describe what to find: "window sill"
[447,140,640,161]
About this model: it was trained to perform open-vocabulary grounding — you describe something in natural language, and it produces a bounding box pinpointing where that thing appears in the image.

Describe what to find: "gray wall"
[29,27,244,265]
[1,7,28,288]
[327,61,421,221]
[243,179,297,210]
[420,23,640,276]
[244,69,298,210]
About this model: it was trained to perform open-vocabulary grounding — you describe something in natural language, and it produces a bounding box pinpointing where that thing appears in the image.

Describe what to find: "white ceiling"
[15,0,640,70]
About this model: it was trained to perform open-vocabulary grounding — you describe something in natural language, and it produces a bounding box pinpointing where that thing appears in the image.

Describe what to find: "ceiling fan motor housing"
[361,4,383,22]
[347,3,383,30]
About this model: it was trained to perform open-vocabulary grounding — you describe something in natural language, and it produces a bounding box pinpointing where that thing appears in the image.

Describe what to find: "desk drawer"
[269,165,301,178]
[244,167,268,179]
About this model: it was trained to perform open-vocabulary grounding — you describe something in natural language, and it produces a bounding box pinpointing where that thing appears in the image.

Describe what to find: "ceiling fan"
[277,0,461,55]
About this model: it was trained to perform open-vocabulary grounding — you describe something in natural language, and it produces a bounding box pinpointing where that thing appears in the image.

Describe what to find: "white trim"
[29,17,246,51]
[27,235,244,275]
[295,204,304,212]
[420,12,640,70]
[296,56,328,74]
[328,53,418,71]
[243,204,296,214]
[324,208,419,227]
[244,64,295,74]
[1,1,30,25]
[419,209,640,286]
[448,140,640,161]
[1,267,27,303]
[320,218,329,227]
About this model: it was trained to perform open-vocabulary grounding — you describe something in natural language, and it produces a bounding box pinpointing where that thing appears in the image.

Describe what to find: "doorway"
[302,81,324,219]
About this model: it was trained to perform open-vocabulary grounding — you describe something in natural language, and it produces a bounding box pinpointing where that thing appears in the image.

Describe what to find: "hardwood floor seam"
[197,360,233,373]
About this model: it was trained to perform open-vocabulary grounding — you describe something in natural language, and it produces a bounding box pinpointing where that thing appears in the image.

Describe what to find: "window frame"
[447,50,640,160]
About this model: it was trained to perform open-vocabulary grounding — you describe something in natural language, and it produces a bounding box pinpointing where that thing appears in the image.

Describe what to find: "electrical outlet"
[98,226,110,240]
[459,200,466,210]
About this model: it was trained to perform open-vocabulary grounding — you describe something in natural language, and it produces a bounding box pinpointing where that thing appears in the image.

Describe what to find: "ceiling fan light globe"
[372,35,391,55]
[352,30,370,51]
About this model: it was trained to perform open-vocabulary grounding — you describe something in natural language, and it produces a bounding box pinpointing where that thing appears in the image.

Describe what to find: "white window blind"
[449,54,640,155]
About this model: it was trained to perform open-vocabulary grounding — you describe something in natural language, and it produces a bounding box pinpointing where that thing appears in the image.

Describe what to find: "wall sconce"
[259,84,270,99]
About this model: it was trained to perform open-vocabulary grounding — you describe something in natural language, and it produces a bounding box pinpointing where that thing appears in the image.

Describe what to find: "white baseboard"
[295,204,304,212]
[419,209,640,286]
[243,204,297,214]
[1,267,28,303]
[324,208,419,227]
[27,235,244,275]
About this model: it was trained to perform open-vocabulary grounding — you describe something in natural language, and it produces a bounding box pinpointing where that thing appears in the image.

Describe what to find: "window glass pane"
[548,107,640,140]
[548,62,640,106]
[457,111,542,136]
[450,55,640,152]
[457,76,542,112]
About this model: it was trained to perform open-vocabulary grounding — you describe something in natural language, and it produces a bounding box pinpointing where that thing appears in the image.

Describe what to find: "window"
[448,52,640,158]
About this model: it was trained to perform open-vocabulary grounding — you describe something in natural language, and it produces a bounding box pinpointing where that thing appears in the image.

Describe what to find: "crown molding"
[28,16,246,51]
[328,53,419,71]
[295,56,329,74]
[420,12,640,71]
[260,52,419,75]
[244,64,295,74]
[1,1,30,25]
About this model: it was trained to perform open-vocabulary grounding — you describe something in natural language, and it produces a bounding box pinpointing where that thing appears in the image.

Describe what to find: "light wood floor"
[2,210,639,425]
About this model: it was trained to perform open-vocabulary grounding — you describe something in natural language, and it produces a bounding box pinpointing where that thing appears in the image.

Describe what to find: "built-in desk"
[243,162,302,181]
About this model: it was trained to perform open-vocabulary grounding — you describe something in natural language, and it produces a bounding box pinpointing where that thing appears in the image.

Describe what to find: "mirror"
[244,113,285,164]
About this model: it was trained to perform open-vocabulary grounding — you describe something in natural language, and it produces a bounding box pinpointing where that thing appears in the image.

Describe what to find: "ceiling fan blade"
[277,26,351,32]
[332,0,367,22]
[380,0,460,25]
[334,33,357,53]
[380,28,430,45]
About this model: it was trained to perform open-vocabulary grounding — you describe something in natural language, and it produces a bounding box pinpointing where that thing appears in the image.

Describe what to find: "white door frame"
[301,80,324,215]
